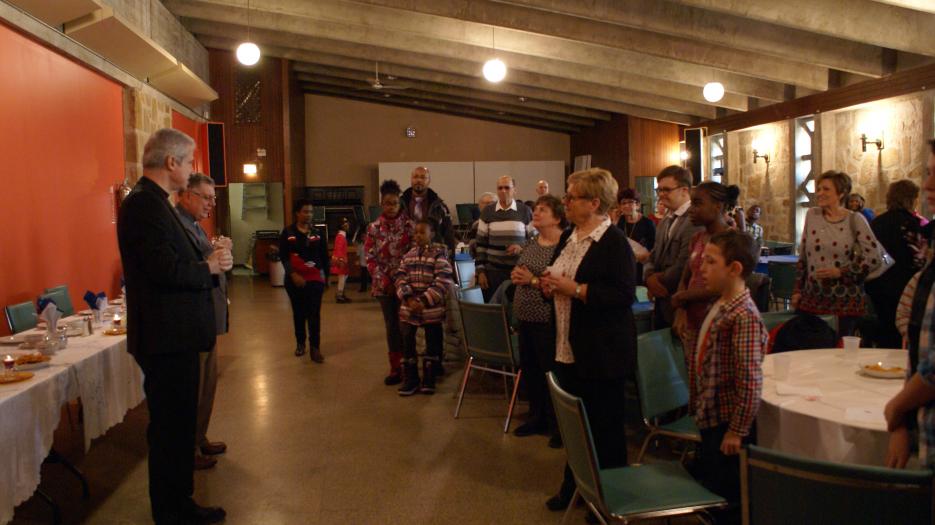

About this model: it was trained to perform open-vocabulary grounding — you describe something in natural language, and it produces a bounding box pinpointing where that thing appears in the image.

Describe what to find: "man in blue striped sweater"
[476,176,535,302]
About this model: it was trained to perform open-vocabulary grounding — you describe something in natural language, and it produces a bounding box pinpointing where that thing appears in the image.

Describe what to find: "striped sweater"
[395,243,454,326]
[475,200,534,273]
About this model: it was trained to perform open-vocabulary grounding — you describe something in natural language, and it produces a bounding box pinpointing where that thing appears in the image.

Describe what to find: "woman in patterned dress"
[792,171,884,338]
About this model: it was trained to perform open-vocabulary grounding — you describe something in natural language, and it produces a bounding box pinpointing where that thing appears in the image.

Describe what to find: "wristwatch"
[530,276,540,288]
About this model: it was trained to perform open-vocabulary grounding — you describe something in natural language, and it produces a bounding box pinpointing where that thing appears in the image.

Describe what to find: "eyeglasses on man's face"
[189,190,217,203]
[655,185,685,196]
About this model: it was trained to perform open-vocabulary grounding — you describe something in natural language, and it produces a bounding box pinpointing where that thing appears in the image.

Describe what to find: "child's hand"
[886,426,911,469]
[407,298,424,313]
[720,431,742,456]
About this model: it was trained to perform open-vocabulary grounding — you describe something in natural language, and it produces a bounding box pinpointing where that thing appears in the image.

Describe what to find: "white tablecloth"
[758,348,905,466]
[0,327,144,525]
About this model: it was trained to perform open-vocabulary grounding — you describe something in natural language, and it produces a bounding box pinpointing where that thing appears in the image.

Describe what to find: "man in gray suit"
[643,165,703,329]
[176,173,229,471]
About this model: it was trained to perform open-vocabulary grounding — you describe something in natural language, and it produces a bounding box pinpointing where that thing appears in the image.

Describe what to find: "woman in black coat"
[540,168,637,512]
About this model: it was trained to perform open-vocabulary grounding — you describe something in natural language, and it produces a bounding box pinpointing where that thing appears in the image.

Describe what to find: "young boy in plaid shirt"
[395,219,454,396]
[691,230,767,509]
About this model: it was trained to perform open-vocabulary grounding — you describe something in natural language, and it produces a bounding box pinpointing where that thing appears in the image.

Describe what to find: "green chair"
[457,286,484,304]
[635,329,700,462]
[767,262,796,311]
[5,301,38,333]
[40,286,75,317]
[547,372,726,524]
[454,301,522,433]
[741,445,933,525]
[635,286,649,303]
[455,203,478,225]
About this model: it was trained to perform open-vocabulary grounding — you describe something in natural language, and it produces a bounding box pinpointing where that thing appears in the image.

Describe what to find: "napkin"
[775,383,822,397]
[83,291,107,310]
[40,302,61,335]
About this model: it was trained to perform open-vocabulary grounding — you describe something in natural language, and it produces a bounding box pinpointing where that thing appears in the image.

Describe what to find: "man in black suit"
[117,128,232,524]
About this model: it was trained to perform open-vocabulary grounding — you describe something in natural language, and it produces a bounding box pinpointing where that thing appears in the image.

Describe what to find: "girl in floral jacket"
[365,179,414,385]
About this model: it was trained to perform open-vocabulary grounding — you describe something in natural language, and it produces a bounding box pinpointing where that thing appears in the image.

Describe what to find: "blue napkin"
[83,291,107,310]
[37,296,59,314]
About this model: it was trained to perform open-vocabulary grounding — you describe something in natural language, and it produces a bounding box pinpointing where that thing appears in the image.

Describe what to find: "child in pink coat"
[332,218,351,303]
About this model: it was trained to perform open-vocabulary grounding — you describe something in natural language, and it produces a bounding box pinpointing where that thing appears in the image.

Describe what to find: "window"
[793,117,816,250]
[709,133,726,183]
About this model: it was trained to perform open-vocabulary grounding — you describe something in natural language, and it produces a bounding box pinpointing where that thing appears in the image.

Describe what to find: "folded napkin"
[83,291,107,310]
[39,303,61,335]
[775,383,822,397]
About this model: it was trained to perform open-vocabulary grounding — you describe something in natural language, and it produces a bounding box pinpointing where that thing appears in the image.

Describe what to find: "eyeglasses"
[189,191,217,203]
[497,186,513,191]
[655,186,684,195]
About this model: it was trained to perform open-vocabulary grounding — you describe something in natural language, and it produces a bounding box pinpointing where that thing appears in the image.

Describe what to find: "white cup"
[773,354,791,381]
[842,336,860,359]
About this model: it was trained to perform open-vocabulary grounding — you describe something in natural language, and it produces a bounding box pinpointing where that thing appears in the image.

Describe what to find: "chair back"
[455,203,478,225]
[760,311,796,333]
[767,262,796,302]
[40,286,75,317]
[742,445,934,525]
[745,273,771,313]
[5,301,38,333]
[368,205,382,222]
[635,285,649,302]
[636,329,690,421]
[457,300,518,367]
[547,372,605,509]
[454,259,476,288]
[765,241,794,255]
[458,286,484,304]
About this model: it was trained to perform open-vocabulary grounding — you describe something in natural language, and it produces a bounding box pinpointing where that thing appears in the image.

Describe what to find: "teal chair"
[454,301,522,433]
[5,301,38,333]
[457,286,484,304]
[635,286,649,303]
[636,329,699,462]
[767,262,796,311]
[40,286,74,317]
[547,373,726,524]
[741,445,933,524]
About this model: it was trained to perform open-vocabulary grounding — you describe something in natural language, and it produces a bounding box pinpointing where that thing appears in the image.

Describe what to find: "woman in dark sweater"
[280,198,330,362]
[540,168,637,513]
[616,188,655,284]
[867,180,926,348]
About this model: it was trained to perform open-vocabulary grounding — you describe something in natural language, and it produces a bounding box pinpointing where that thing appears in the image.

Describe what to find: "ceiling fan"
[359,62,409,91]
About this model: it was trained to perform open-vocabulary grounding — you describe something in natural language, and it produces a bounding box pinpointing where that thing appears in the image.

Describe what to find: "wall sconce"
[243,163,258,177]
[752,149,770,164]
[751,136,771,165]
[860,133,884,152]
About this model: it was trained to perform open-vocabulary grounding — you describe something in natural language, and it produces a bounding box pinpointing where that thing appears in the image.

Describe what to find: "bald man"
[536,180,550,197]
[400,166,455,253]
[475,176,534,301]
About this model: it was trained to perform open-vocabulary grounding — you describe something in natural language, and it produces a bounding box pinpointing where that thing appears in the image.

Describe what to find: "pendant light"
[702,82,724,103]
[483,27,507,83]
[236,0,261,66]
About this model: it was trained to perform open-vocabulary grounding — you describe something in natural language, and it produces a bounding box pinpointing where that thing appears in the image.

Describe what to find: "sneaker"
[397,380,420,396]
[294,344,306,357]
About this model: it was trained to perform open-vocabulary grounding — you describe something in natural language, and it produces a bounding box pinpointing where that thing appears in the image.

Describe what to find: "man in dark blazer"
[117,128,231,525]
[644,165,703,329]
[176,173,230,471]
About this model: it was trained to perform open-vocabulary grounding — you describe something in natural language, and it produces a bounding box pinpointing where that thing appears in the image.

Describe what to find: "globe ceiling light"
[236,42,261,66]
[702,82,725,103]
[483,58,507,83]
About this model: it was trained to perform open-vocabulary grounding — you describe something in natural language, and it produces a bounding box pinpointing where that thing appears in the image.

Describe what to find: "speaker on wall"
[683,127,705,186]
[205,122,227,187]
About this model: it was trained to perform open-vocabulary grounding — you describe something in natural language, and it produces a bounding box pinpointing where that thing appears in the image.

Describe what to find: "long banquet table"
[758,348,907,467]
[0,325,144,525]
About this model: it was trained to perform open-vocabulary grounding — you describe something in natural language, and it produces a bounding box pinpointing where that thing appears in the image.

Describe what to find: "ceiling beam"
[301,83,582,134]
[294,69,599,127]
[495,0,886,78]
[188,23,726,119]
[870,0,935,14]
[168,0,785,101]
[671,0,935,57]
[345,0,828,90]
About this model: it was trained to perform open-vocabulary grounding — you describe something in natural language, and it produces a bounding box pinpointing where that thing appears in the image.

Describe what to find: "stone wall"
[819,92,935,215]
[123,85,174,185]
[727,121,795,242]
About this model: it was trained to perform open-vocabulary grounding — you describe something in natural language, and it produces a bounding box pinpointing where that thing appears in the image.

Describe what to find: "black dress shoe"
[513,421,548,437]
[200,441,227,456]
[183,501,226,524]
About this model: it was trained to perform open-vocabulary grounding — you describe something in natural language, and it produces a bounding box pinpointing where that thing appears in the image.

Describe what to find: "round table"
[758,348,907,466]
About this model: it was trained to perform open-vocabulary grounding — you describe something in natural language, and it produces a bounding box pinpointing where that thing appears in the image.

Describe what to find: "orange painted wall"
[0,22,125,335]
[171,110,217,238]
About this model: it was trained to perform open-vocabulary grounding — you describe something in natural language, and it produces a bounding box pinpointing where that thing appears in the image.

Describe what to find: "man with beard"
[400,166,455,254]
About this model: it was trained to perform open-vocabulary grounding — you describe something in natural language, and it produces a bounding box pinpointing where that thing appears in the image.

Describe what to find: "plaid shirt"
[912,275,935,466]
[395,243,453,326]
[689,288,767,436]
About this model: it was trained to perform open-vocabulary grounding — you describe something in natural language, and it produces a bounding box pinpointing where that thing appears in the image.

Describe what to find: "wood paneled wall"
[570,114,629,188]
[209,49,285,184]
[627,116,681,181]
